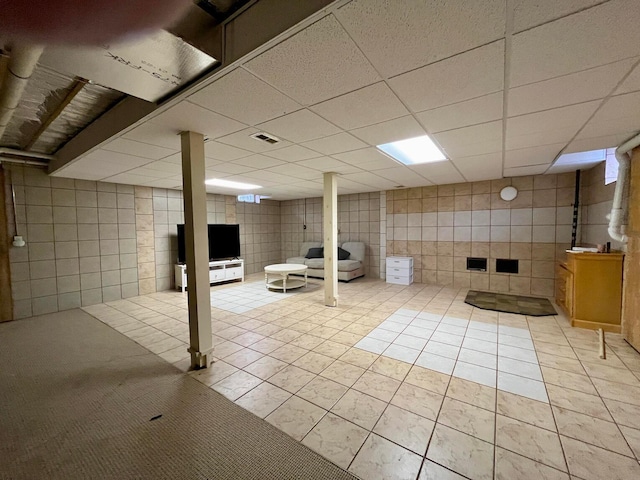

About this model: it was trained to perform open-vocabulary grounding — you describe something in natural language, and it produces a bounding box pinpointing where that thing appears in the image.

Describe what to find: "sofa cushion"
[299,242,321,257]
[286,256,307,265]
[341,242,365,262]
[304,258,324,269]
[305,247,324,259]
[337,246,350,260]
[338,260,362,272]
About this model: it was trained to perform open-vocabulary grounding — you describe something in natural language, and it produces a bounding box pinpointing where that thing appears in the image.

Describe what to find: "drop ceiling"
[54,0,640,199]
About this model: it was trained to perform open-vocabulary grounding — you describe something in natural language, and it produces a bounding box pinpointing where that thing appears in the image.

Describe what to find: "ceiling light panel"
[188,68,301,125]
[377,135,447,166]
[245,15,380,105]
[335,0,505,78]
[416,92,503,134]
[310,82,408,130]
[205,179,261,190]
[257,109,341,143]
[388,41,504,112]
[510,0,640,87]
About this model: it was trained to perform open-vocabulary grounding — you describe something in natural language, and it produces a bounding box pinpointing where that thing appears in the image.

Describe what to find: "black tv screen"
[177,224,240,263]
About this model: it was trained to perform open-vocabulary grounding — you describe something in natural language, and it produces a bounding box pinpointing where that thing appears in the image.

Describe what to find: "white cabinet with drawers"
[386,256,414,285]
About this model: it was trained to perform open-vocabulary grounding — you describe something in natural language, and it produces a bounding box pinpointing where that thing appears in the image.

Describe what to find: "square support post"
[323,172,338,307]
[181,131,213,369]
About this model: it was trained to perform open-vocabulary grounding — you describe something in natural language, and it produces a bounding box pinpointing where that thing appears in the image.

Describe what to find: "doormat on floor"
[465,290,557,316]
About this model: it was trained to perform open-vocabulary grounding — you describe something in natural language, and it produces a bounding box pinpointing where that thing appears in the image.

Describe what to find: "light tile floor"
[83,275,640,480]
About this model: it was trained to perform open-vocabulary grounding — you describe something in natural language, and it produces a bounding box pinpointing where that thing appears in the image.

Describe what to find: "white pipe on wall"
[609,133,640,243]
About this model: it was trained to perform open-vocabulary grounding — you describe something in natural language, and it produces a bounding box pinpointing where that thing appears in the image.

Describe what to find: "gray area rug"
[0,310,358,480]
[465,290,557,316]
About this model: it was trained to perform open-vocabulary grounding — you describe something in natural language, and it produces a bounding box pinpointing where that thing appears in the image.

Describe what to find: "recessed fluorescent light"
[205,179,261,190]
[377,135,447,165]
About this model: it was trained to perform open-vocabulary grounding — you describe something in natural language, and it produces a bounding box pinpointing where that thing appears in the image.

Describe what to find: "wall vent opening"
[496,259,519,274]
[250,132,280,144]
[467,257,487,272]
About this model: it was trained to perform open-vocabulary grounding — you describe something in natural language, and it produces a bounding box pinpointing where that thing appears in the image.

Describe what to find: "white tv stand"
[175,259,244,292]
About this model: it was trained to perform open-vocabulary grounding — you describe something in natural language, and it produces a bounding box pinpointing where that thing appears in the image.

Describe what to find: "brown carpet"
[0,310,359,480]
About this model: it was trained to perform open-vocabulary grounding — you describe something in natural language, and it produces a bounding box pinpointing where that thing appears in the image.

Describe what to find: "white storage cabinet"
[386,256,414,285]
[175,259,244,292]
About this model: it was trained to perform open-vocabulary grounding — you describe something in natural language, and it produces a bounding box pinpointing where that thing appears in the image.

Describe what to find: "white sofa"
[286,241,365,281]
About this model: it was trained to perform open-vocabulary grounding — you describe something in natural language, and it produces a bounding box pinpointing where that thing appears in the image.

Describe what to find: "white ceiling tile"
[102,138,177,160]
[506,101,600,150]
[140,161,183,174]
[207,163,254,175]
[301,133,367,155]
[510,0,640,87]
[577,91,640,138]
[388,41,504,112]
[310,82,408,130]
[240,170,294,183]
[340,172,396,190]
[503,165,550,176]
[204,141,252,161]
[150,102,247,139]
[295,157,361,174]
[125,167,174,178]
[564,133,633,153]
[434,121,503,158]
[416,92,503,133]
[83,150,153,168]
[257,109,341,143]
[372,167,432,187]
[410,161,465,184]
[262,145,322,162]
[245,15,380,105]
[266,164,321,180]
[332,147,398,169]
[217,128,292,153]
[546,163,585,174]
[512,0,605,32]
[122,122,181,150]
[141,179,182,188]
[504,144,565,168]
[188,68,301,125]
[103,173,158,184]
[350,115,426,146]
[232,154,285,169]
[336,177,374,191]
[616,61,640,95]
[452,153,503,181]
[336,0,505,77]
[508,58,636,117]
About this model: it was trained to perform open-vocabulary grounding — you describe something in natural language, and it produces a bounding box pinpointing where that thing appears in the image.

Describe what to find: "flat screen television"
[177,224,240,263]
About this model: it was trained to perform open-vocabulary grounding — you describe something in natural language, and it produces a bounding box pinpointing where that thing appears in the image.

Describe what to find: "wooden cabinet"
[556,252,624,333]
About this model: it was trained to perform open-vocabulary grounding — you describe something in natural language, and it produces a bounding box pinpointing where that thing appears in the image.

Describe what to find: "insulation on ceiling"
[1,64,123,154]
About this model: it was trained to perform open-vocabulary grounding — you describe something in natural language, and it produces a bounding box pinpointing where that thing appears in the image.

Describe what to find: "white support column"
[181,131,213,369]
[323,172,338,307]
